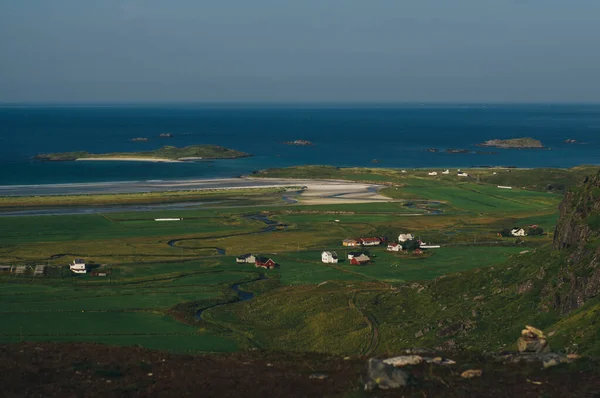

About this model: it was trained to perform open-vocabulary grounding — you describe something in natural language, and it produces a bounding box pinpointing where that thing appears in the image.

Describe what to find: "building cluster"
[236,254,278,269]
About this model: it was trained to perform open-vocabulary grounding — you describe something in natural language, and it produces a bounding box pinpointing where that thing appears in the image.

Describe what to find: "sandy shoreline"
[76,157,182,163]
[0,177,394,205]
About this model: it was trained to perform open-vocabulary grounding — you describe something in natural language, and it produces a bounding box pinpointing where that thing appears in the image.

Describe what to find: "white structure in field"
[70,259,87,274]
[457,172,469,177]
[387,243,402,252]
[497,186,512,189]
[442,169,450,175]
[428,171,438,176]
[511,228,527,237]
[236,254,256,264]
[154,218,182,221]
[321,251,339,264]
[398,233,414,242]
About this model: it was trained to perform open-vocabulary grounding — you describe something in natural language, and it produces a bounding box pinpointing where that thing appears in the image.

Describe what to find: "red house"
[350,254,371,265]
[255,257,277,269]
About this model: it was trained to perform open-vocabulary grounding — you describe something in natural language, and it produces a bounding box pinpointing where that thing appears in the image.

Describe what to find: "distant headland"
[477,137,544,149]
[33,145,251,162]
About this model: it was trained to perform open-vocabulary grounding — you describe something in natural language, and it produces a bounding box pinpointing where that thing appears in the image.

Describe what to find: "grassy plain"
[0,167,577,354]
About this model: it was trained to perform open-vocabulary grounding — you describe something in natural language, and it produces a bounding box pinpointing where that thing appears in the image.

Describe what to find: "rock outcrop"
[517,325,548,353]
[550,170,600,314]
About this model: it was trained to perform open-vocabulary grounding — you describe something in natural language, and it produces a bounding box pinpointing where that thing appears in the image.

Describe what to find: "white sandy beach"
[75,157,182,163]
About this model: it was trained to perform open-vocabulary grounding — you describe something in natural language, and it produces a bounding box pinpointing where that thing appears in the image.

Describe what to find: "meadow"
[0,169,569,354]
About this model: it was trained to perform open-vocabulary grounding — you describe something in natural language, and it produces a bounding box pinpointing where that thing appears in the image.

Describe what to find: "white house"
[236,254,256,264]
[321,251,339,264]
[442,169,450,175]
[457,172,469,177]
[497,186,512,190]
[387,243,402,252]
[70,259,86,274]
[511,228,527,237]
[428,171,438,176]
[398,233,414,242]
[401,170,407,173]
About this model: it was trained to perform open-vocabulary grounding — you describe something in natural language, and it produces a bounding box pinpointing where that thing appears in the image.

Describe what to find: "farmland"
[0,168,575,355]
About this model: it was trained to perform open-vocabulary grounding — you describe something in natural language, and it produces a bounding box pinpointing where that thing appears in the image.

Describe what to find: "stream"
[195,274,266,319]
[167,213,286,254]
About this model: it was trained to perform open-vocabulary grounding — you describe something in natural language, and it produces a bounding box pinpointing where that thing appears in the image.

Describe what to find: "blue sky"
[1,0,599,102]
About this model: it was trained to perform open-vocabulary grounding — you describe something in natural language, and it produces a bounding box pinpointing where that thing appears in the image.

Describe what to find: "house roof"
[352,254,370,262]
[238,253,254,259]
[360,237,381,242]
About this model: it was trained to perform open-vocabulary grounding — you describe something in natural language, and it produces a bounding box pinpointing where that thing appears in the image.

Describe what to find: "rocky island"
[283,140,313,146]
[129,137,149,142]
[477,137,544,149]
[34,145,251,162]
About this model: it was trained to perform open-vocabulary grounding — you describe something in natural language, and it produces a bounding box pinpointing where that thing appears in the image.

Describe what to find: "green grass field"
[0,170,575,354]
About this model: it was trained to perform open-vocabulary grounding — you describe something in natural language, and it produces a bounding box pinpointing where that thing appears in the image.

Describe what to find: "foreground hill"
[2,342,599,397]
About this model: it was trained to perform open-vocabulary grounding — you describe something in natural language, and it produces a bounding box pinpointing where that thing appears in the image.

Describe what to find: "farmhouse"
[350,254,370,265]
[0,265,11,272]
[428,171,438,176]
[321,251,339,264]
[236,253,256,264]
[457,172,469,177]
[360,237,382,246]
[34,265,46,276]
[70,259,86,274]
[342,239,359,247]
[347,252,364,260]
[387,243,402,252]
[511,228,527,237]
[398,233,414,242]
[255,257,277,269]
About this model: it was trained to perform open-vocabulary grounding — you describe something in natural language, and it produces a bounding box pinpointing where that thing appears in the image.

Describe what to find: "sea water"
[1,104,599,185]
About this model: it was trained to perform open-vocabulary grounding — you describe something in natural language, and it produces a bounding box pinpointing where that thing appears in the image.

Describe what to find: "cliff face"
[549,171,600,314]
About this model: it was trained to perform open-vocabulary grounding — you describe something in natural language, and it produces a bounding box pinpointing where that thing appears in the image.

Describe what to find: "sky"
[1,0,599,103]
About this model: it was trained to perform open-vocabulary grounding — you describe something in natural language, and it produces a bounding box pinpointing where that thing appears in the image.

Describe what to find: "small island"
[477,137,544,149]
[130,137,149,142]
[283,140,313,146]
[34,145,251,162]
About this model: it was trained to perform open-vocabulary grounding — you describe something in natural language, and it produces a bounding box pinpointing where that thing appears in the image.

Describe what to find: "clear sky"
[1,0,599,103]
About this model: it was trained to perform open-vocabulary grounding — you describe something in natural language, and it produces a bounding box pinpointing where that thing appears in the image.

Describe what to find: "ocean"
[1,104,599,186]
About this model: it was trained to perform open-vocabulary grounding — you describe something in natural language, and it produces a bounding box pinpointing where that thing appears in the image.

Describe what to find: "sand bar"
[76,157,182,163]
[0,178,392,206]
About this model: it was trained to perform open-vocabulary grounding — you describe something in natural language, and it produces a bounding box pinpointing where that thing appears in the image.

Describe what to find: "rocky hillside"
[549,170,600,314]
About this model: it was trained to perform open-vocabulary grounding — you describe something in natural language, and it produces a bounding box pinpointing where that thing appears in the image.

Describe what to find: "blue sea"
[1,104,599,186]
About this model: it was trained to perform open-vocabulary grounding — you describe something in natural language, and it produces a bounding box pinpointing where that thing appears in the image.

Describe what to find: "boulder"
[518,337,548,353]
[518,325,549,353]
[461,369,483,379]
[364,358,413,391]
[383,355,424,367]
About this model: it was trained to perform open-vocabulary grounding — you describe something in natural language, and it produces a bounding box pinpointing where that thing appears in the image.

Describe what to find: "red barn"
[350,254,371,265]
[255,257,277,269]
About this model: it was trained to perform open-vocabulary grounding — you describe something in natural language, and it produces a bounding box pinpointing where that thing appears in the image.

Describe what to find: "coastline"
[75,157,182,163]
